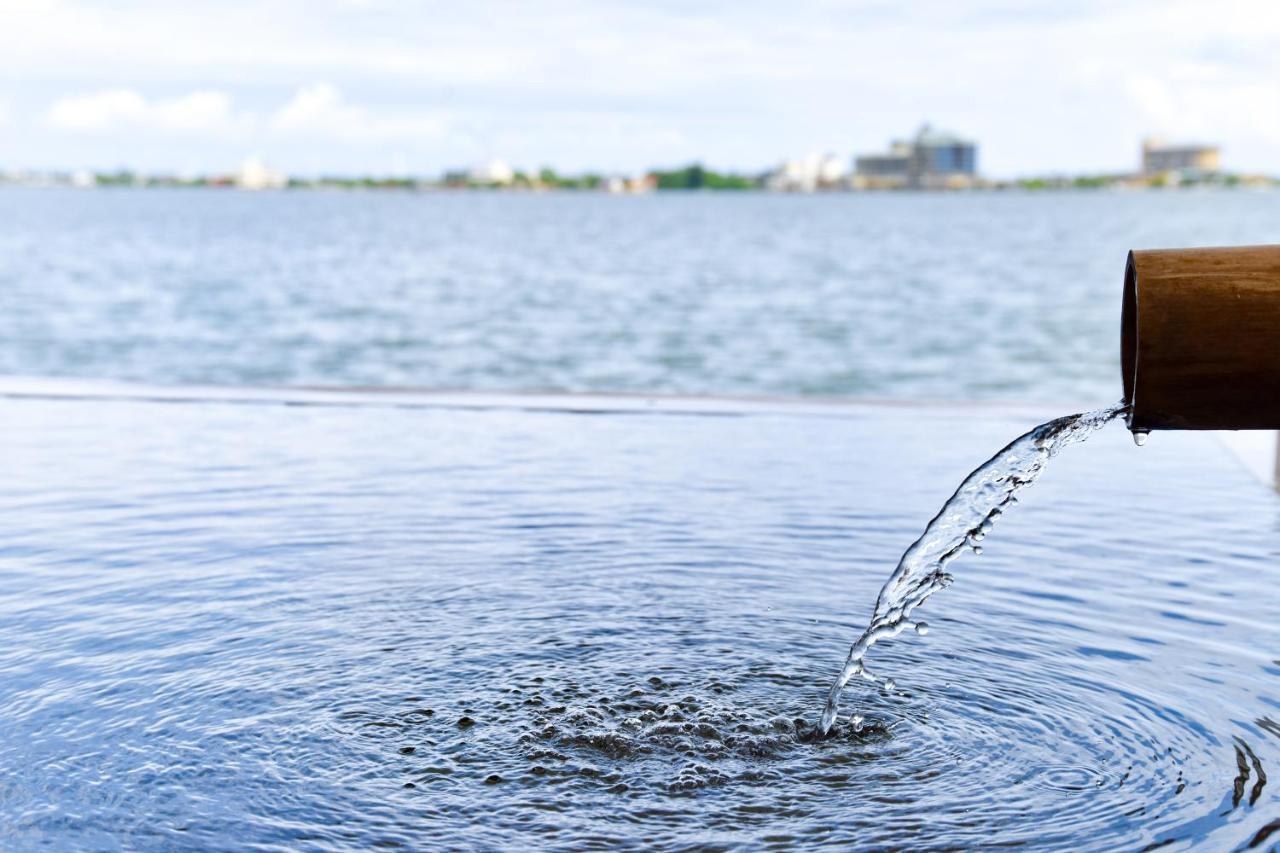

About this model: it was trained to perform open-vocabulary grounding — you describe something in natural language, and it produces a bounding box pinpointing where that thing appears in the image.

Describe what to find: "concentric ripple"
[322,594,1236,849]
[1,395,1277,849]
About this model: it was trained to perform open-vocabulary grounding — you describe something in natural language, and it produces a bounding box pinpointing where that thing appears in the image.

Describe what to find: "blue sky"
[2,0,1279,177]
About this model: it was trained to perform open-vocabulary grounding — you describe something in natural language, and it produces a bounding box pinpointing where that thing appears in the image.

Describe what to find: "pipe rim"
[1121,251,1138,428]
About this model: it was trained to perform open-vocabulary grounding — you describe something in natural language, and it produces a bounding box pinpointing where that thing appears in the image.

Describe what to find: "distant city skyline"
[2,0,1279,177]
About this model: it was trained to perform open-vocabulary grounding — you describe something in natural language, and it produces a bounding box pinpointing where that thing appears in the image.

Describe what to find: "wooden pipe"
[1123,244,1280,430]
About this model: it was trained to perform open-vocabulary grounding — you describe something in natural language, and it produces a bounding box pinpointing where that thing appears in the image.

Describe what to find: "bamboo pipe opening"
[1121,244,1280,430]
[1120,251,1137,429]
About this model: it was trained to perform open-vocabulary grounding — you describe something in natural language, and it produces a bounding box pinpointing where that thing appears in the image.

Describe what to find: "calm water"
[2,394,1278,849]
[1,188,1279,401]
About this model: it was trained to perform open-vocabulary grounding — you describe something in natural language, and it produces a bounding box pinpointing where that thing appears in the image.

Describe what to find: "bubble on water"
[511,675,826,782]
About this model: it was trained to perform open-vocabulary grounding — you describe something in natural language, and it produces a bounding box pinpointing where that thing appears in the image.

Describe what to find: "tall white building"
[765,153,847,192]
[236,157,287,190]
[470,158,515,186]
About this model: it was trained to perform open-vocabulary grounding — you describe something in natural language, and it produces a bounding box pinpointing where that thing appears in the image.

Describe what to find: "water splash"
[819,401,1126,734]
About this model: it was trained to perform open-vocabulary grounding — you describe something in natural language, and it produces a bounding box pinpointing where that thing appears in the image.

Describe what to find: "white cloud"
[45,88,252,135]
[0,0,526,88]
[41,83,448,149]
[1125,72,1280,145]
[10,0,1280,173]
[268,83,449,142]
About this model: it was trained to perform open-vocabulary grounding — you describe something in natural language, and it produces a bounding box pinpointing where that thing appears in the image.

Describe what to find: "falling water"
[819,401,1127,734]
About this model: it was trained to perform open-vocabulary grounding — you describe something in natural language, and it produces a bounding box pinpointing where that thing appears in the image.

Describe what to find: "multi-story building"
[854,142,912,188]
[910,125,977,186]
[1141,138,1220,176]
[854,124,977,189]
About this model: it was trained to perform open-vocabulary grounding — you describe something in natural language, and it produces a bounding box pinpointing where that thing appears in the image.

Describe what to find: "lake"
[2,189,1278,849]
[2,187,1278,402]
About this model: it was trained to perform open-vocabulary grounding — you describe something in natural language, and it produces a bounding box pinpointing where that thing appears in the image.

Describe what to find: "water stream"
[820,401,1127,734]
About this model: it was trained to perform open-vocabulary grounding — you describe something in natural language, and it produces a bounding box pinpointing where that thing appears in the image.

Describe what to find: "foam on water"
[820,402,1127,734]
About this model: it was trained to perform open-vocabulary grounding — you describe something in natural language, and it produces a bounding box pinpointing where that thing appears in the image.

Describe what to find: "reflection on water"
[0,393,1277,848]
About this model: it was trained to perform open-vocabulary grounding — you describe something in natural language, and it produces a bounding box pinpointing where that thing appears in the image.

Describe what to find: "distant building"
[235,157,287,190]
[910,125,977,186]
[1141,137,1220,176]
[603,174,655,194]
[469,158,515,186]
[854,141,912,188]
[764,152,847,192]
[854,124,978,189]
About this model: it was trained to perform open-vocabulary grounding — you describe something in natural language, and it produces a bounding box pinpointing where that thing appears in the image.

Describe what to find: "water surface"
[1,393,1277,849]
[2,188,1278,401]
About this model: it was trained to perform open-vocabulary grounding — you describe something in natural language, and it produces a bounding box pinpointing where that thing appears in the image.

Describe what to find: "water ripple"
[0,397,1277,848]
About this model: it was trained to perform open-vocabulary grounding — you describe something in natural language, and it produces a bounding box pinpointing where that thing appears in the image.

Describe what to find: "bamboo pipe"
[1122,244,1280,431]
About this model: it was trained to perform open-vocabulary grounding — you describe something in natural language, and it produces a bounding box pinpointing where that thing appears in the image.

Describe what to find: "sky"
[2,0,1279,178]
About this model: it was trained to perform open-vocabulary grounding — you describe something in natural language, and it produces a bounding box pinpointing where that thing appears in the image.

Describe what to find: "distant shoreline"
[4,160,1276,195]
[1,182,1275,195]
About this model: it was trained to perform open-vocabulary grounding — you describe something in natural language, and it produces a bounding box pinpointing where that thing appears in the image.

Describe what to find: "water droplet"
[971,545,983,556]
[883,679,896,693]
[1133,429,1149,447]
[850,714,864,733]
[914,622,929,636]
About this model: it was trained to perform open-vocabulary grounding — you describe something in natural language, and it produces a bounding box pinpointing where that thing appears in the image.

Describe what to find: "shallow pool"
[1,390,1277,849]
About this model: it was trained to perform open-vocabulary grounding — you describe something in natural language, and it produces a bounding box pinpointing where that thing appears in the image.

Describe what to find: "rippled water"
[2,393,1277,849]
[2,188,1279,402]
